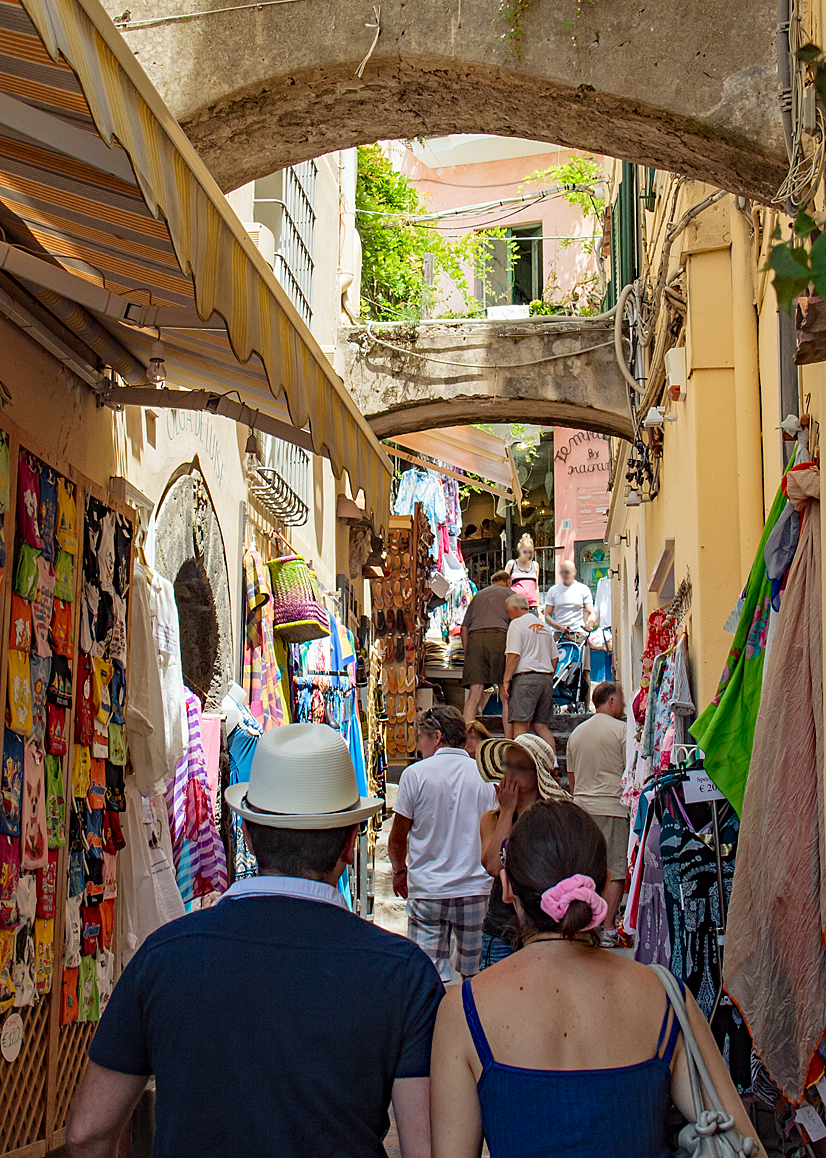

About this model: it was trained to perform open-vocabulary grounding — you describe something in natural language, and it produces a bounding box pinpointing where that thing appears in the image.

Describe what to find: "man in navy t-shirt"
[66,724,444,1157]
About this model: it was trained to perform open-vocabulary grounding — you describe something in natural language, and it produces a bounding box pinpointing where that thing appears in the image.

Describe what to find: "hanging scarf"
[690,459,795,814]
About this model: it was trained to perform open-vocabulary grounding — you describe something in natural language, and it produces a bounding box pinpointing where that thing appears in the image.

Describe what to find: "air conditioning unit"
[243,222,276,269]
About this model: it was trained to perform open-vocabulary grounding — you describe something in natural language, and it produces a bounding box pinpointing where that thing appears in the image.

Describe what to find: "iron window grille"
[248,431,310,526]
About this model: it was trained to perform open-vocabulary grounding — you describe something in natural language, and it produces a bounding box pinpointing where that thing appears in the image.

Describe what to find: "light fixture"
[665,347,687,401]
[643,406,677,429]
[625,488,642,507]
[147,339,166,386]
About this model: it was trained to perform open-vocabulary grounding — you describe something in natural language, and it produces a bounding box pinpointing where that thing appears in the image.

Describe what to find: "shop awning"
[387,426,523,504]
[0,0,392,526]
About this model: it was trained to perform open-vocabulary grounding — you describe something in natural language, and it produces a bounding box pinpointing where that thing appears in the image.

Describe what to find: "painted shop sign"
[166,410,226,487]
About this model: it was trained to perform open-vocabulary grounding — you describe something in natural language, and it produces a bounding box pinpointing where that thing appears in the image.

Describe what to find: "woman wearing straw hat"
[476,735,566,969]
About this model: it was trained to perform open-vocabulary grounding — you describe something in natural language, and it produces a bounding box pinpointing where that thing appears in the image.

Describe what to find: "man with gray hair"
[502,592,559,751]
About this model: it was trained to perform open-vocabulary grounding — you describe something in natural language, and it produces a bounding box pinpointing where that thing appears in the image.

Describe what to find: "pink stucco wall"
[383,140,604,311]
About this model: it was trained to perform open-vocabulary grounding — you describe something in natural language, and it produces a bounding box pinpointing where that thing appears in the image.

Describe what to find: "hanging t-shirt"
[21,742,48,870]
[36,849,58,919]
[111,593,127,669]
[45,704,67,757]
[30,654,50,748]
[55,479,78,554]
[7,648,32,737]
[72,746,91,799]
[87,760,107,811]
[31,558,55,658]
[91,658,114,725]
[0,730,24,837]
[81,907,101,957]
[113,515,132,598]
[0,836,19,928]
[98,896,115,949]
[107,722,126,766]
[85,806,104,860]
[46,654,71,709]
[17,452,41,548]
[60,965,79,1025]
[104,761,125,812]
[104,812,125,856]
[110,666,126,725]
[79,582,99,656]
[77,953,99,1022]
[96,947,115,1014]
[34,917,53,995]
[9,595,32,652]
[95,591,114,658]
[0,929,15,1012]
[92,718,109,760]
[13,544,39,601]
[85,857,104,906]
[12,929,35,1008]
[45,754,65,849]
[50,598,74,658]
[15,872,36,928]
[53,550,74,602]
[98,513,116,595]
[75,655,94,746]
[38,466,57,562]
[64,894,82,968]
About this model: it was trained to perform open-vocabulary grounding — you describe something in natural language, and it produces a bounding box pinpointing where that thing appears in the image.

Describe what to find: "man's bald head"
[559,560,577,584]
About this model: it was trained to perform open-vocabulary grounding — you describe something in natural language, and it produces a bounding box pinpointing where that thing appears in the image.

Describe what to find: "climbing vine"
[498,0,538,58]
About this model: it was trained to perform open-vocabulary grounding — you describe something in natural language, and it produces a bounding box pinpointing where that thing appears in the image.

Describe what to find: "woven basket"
[267,554,330,643]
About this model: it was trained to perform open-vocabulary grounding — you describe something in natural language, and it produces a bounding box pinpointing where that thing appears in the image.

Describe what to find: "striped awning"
[388,426,523,504]
[0,0,392,526]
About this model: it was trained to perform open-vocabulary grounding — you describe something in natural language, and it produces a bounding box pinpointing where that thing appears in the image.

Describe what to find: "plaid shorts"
[406,895,488,981]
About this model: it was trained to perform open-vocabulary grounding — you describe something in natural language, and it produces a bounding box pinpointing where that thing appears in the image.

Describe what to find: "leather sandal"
[376,610,387,637]
[404,609,415,634]
[407,694,416,723]
[387,608,396,635]
[372,580,384,610]
[393,581,403,608]
[407,728,418,753]
[405,638,415,664]
[387,667,397,694]
[393,635,403,663]
[396,724,407,751]
[387,729,397,757]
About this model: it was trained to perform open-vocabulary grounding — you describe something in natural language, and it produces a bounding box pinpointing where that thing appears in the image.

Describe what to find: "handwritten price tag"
[683,765,725,805]
[1,1012,23,1063]
[795,1104,826,1142]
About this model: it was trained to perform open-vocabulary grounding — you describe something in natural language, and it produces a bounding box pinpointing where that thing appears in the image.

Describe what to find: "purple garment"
[164,692,227,903]
[634,818,672,966]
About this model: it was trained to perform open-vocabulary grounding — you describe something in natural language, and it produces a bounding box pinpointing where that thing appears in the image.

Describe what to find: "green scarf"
[690,462,794,814]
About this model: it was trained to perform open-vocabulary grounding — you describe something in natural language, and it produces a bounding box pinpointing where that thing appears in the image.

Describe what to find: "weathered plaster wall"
[345,317,634,439]
[110,0,784,199]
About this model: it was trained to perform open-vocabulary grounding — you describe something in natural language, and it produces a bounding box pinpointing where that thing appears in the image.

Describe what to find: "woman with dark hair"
[431,799,766,1158]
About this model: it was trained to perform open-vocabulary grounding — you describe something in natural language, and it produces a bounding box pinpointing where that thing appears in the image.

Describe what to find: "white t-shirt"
[505,613,559,674]
[545,580,593,632]
[395,748,496,899]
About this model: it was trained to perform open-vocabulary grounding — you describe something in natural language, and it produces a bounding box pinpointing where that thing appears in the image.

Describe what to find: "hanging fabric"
[724,465,826,1103]
[690,462,794,814]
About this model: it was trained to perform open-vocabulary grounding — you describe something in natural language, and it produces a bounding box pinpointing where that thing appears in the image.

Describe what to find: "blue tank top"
[462,974,682,1158]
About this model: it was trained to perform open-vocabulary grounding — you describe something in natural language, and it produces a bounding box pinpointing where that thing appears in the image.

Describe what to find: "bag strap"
[649,965,730,1115]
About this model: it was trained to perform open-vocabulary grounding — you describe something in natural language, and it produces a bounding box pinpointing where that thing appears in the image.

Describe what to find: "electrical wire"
[114,0,307,27]
[354,184,598,224]
[363,321,617,369]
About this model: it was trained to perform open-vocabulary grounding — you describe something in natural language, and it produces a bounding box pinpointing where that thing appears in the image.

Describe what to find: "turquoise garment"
[462,976,682,1158]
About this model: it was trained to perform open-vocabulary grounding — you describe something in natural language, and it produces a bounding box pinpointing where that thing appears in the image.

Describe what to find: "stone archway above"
[109,0,786,200]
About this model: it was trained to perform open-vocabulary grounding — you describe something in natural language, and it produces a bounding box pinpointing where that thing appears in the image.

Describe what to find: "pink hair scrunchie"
[540,874,608,931]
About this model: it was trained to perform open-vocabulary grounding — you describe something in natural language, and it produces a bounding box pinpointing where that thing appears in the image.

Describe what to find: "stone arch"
[112,0,786,199]
[154,465,233,706]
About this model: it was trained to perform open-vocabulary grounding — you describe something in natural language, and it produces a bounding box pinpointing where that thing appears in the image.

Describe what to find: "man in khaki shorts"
[461,570,512,739]
[501,592,559,753]
[566,681,629,945]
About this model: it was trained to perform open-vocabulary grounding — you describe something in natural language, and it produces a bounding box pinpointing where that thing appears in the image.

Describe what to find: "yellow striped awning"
[388,425,523,504]
[0,0,392,526]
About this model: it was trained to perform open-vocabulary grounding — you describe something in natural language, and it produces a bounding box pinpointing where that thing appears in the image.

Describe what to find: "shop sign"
[1,1012,23,1062]
[683,764,725,805]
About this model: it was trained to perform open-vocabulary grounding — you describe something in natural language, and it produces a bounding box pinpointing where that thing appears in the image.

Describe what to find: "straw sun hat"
[476,734,566,800]
[225,722,384,830]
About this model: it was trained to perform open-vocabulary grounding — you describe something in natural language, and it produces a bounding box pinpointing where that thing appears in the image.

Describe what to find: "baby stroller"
[553,638,588,713]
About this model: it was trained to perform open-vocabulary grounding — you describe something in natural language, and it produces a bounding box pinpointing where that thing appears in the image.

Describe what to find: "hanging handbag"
[649,965,759,1158]
[266,555,330,644]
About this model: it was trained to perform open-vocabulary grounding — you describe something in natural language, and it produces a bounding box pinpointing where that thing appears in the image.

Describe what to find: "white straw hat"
[225,723,384,829]
[476,734,567,801]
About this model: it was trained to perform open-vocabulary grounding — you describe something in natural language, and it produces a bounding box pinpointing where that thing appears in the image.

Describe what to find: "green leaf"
[814,71,826,107]
[795,211,818,237]
[810,230,826,276]
[796,41,824,62]
[767,242,812,278]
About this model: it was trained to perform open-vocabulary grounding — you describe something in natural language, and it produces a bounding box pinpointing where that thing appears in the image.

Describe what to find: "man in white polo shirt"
[388,706,495,981]
[502,592,559,751]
